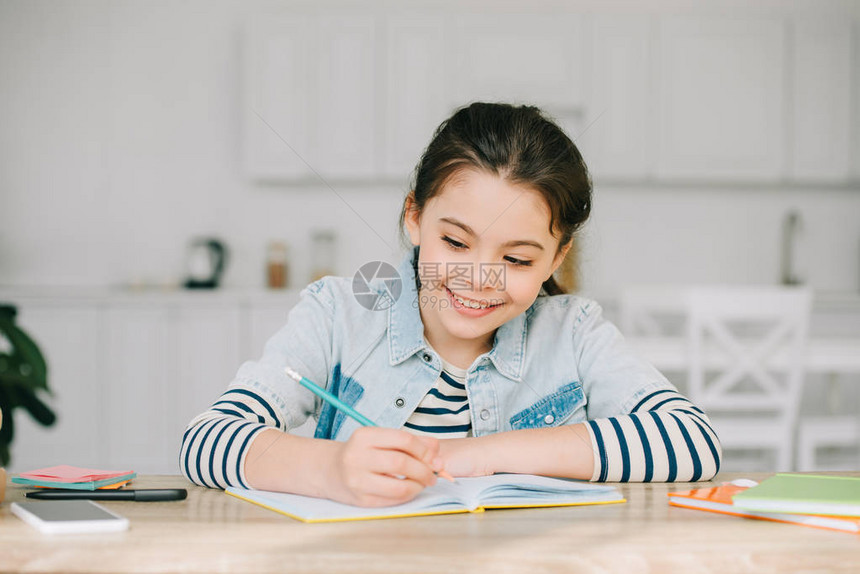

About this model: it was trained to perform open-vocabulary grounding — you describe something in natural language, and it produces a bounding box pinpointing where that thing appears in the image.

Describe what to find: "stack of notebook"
[12,465,136,490]
[669,473,860,533]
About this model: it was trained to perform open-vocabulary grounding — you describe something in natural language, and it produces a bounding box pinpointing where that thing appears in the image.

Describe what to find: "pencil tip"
[438,470,457,483]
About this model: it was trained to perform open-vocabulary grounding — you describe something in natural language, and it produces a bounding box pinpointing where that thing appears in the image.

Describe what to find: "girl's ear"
[403,192,421,247]
[548,240,573,279]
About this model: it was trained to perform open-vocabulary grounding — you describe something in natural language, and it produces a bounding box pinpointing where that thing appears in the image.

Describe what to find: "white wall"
[1,0,859,297]
[580,185,860,298]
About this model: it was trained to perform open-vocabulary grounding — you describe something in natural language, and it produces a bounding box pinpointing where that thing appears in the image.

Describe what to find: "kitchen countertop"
[1,286,858,308]
[0,286,305,306]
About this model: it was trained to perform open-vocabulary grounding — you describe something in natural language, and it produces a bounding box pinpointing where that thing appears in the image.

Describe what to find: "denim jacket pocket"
[313,364,365,440]
[509,382,587,431]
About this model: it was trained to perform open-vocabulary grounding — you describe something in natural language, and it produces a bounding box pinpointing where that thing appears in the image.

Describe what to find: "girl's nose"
[476,260,506,292]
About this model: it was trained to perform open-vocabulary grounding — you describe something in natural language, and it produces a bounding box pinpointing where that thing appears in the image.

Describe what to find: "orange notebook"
[668,484,860,534]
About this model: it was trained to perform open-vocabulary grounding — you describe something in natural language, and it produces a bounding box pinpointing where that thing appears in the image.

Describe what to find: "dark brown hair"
[399,102,592,295]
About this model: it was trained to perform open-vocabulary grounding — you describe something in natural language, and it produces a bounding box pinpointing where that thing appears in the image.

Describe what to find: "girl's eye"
[442,235,531,266]
[504,256,532,267]
[441,236,467,250]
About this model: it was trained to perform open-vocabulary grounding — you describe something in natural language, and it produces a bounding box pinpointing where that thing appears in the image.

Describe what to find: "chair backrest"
[686,286,812,423]
[618,285,689,337]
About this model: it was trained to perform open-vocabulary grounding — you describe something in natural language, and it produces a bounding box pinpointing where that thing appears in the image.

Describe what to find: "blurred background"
[1,0,858,474]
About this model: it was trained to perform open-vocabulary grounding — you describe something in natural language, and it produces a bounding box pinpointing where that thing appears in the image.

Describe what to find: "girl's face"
[404,169,570,355]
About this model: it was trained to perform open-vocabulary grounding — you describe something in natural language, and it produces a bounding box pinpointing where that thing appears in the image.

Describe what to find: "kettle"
[184,238,227,289]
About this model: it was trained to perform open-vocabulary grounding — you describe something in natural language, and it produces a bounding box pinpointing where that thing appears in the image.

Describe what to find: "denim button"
[395,397,405,408]
[544,414,555,425]
[422,353,432,362]
[480,409,490,421]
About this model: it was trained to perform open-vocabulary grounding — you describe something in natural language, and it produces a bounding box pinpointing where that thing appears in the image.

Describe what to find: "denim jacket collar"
[387,247,526,382]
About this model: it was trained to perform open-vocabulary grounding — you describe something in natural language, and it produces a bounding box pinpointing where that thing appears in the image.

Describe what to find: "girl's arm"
[180,388,442,507]
[439,423,596,479]
[440,389,721,482]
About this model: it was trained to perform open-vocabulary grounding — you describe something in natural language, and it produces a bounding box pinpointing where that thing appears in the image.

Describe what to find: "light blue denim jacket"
[231,247,674,445]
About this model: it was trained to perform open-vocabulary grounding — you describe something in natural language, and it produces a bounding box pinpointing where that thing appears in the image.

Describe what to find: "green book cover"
[732,474,860,517]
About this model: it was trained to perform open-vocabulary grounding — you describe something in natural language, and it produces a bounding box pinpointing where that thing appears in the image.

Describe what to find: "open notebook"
[226,473,625,523]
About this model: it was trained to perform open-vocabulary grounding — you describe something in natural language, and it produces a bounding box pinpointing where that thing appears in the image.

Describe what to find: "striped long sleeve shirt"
[180,388,286,490]
[586,389,721,482]
[180,384,720,489]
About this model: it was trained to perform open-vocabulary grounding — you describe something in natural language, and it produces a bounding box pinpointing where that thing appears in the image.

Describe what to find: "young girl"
[180,103,721,507]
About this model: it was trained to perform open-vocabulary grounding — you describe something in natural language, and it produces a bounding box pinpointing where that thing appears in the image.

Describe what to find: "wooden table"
[2,473,858,573]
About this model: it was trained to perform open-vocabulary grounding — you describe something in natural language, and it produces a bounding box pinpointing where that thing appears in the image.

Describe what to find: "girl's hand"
[326,427,443,507]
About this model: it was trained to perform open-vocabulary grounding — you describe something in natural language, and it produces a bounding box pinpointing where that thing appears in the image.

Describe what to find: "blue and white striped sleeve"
[179,387,287,489]
[179,278,337,489]
[586,389,722,482]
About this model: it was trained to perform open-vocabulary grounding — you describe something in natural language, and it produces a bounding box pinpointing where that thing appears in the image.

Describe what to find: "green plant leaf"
[0,386,15,466]
[17,388,56,427]
[0,313,48,392]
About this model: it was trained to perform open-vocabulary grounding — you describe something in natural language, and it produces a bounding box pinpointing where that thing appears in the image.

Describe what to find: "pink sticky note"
[18,465,133,483]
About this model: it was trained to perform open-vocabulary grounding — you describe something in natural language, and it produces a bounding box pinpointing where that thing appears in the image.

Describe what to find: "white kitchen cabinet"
[242,15,315,180]
[382,15,449,180]
[103,305,173,474]
[450,13,586,137]
[245,295,301,361]
[790,19,853,183]
[655,17,786,181]
[315,14,378,179]
[8,305,103,472]
[450,14,585,109]
[584,15,654,181]
[174,305,243,450]
[4,291,303,475]
[855,20,860,182]
[243,7,858,186]
[243,13,377,181]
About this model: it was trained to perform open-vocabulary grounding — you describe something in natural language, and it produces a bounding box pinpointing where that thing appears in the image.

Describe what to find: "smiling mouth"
[445,286,503,310]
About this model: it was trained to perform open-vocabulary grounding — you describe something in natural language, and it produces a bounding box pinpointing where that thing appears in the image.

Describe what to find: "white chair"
[619,285,689,338]
[797,416,859,471]
[686,286,812,472]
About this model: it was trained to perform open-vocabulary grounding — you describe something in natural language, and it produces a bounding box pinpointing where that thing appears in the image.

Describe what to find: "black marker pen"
[25,488,187,502]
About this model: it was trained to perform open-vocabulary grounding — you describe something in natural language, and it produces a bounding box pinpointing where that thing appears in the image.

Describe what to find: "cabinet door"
[242,15,315,180]
[585,15,654,181]
[315,14,378,179]
[855,20,860,182]
[245,299,299,362]
[382,15,448,180]
[103,306,173,474]
[450,13,585,135]
[246,296,313,436]
[174,306,243,448]
[656,18,786,181]
[7,305,102,472]
[790,19,852,182]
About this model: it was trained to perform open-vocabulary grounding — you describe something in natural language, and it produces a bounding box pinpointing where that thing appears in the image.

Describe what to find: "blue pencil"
[284,366,377,427]
[284,365,456,483]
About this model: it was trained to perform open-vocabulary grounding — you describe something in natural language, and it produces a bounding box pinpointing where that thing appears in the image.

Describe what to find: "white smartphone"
[11,500,129,534]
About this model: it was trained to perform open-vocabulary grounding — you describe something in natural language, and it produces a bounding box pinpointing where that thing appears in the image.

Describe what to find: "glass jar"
[266,241,289,289]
